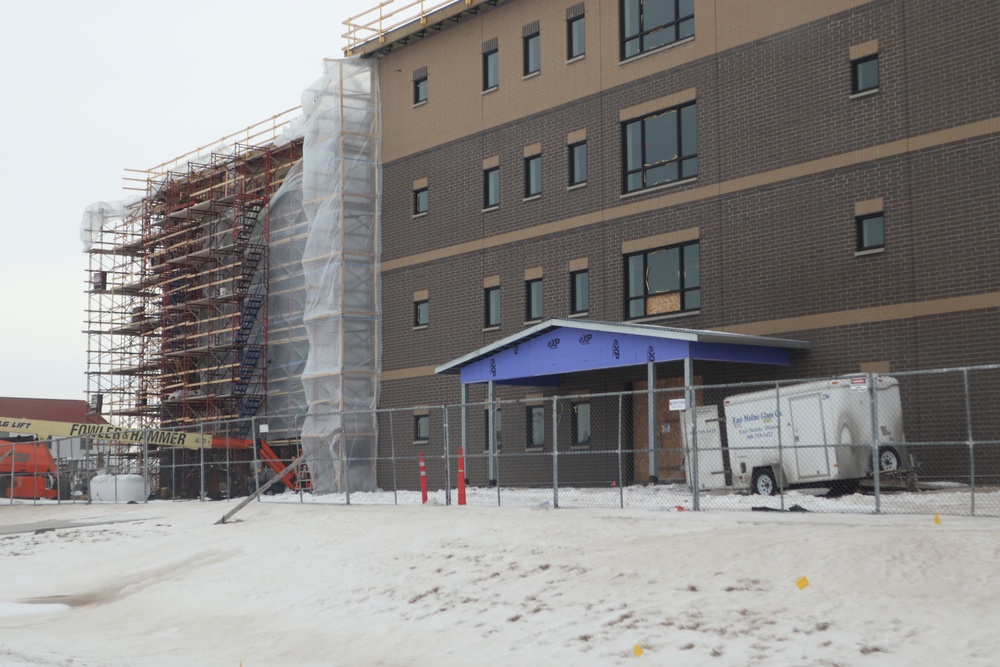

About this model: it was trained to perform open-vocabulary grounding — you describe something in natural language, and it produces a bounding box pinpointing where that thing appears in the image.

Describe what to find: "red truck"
[0,440,59,500]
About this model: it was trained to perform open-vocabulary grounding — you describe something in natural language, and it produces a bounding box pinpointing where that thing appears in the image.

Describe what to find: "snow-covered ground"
[1,495,998,666]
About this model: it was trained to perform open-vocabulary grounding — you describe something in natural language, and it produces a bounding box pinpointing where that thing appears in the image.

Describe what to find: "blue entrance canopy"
[435,319,809,385]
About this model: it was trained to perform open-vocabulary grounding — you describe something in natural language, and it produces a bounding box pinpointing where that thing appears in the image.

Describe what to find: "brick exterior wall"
[372,0,999,487]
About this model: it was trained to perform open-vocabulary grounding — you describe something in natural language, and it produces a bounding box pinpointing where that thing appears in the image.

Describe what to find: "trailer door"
[681,405,729,490]
[789,394,830,479]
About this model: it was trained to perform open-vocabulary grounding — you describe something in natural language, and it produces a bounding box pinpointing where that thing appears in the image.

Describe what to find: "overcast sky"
[0,1,374,401]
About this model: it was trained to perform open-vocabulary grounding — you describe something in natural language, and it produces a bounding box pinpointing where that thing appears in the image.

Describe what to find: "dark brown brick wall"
[375,0,999,486]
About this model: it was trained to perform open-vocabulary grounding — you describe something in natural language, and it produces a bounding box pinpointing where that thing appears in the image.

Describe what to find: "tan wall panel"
[622,227,700,254]
[483,274,501,288]
[568,257,588,271]
[850,39,880,60]
[523,142,542,157]
[412,177,428,190]
[566,128,587,144]
[620,88,697,121]
[860,361,890,373]
[413,289,429,301]
[524,266,543,280]
[854,198,884,216]
[379,0,876,163]
[482,155,500,169]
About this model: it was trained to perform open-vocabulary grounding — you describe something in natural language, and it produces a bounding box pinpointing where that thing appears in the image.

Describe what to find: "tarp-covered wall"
[267,58,381,493]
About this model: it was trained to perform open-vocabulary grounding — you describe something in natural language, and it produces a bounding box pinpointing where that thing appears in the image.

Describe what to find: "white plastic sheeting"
[269,58,381,494]
[80,201,124,252]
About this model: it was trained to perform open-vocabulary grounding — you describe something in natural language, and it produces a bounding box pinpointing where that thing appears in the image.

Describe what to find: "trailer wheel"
[752,467,777,496]
[878,446,901,472]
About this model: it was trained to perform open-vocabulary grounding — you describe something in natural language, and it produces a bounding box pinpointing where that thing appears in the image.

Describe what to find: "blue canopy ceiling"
[435,319,810,386]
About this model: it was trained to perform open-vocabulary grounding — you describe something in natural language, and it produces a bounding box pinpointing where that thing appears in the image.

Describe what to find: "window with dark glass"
[483,48,499,90]
[414,187,428,215]
[569,141,587,186]
[525,278,543,321]
[524,30,540,75]
[527,405,545,449]
[485,286,501,327]
[414,415,429,442]
[571,270,589,314]
[484,167,500,208]
[625,241,700,319]
[852,55,879,94]
[572,402,591,446]
[414,76,428,104]
[856,214,884,251]
[525,155,542,197]
[568,14,586,59]
[414,299,429,327]
[484,408,502,451]
[621,0,694,60]
[623,102,697,193]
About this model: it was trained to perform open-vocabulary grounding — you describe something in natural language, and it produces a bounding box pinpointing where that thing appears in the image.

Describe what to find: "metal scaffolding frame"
[85,110,302,439]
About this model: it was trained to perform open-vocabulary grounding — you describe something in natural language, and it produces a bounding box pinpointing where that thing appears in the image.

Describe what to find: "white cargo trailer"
[683,376,909,494]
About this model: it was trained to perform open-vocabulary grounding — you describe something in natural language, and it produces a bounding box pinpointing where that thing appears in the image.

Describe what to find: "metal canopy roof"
[435,319,810,386]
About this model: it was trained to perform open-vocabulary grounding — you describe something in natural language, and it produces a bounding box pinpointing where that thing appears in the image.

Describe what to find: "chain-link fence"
[4,365,998,516]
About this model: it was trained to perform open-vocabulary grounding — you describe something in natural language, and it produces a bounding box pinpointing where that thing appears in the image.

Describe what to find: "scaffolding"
[84,58,382,494]
[84,109,302,438]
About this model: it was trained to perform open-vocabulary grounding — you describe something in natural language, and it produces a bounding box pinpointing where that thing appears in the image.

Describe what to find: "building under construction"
[83,60,382,495]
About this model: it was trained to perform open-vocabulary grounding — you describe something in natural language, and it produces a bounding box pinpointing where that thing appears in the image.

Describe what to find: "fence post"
[143,432,149,504]
[647,361,657,484]
[684,357,700,511]
[617,393,624,509]
[389,410,398,505]
[552,396,559,509]
[343,421,351,506]
[869,373,881,514]
[199,423,206,502]
[776,381,785,511]
[963,369,975,516]
[442,406,452,506]
[252,416,261,502]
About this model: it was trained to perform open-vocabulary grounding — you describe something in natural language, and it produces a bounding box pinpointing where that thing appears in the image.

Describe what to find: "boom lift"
[0,440,59,500]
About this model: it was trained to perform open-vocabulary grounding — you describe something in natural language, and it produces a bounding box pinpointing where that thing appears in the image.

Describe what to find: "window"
[569,141,587,186]
[623,102,697,193]
[527,405,545,449]
[625,241,700,319]
[483,48,499,90]
[414,75,428,104]
[524,30,540,75]
[484,167,500,209]
[572,402,591,447]
[568,14,585,59]
[484,408,502,451]
[856,214,885,251]
[525,155,542,198]
[852,55,879,94]
[571,270,589,314]
[414,299,429,327]
[414,415,429,442]
[485,286,501,328]
[621,0,694,60]
[414,188,428,215]
[526,278,543,321]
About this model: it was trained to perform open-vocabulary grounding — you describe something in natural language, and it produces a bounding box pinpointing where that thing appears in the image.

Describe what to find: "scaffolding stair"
[238,394,265,436]
[233,245,266,295]
[231,345,263,396]
[235,203,263,248]
[235,295,264,346]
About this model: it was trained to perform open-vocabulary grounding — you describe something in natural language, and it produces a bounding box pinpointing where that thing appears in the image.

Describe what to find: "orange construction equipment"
[0,440,59,500]
[257,439,302,492]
